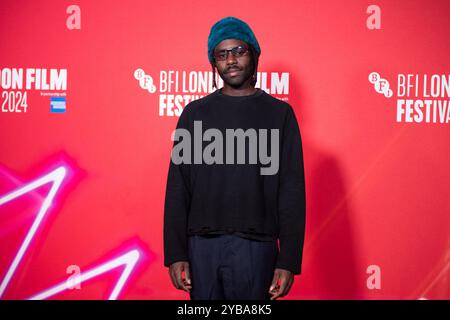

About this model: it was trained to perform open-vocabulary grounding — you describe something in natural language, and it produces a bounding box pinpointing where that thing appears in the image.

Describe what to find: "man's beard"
[218,61,255,89]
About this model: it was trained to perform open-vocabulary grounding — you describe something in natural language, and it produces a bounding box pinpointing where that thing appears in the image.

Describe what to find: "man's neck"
[220,86,257,97]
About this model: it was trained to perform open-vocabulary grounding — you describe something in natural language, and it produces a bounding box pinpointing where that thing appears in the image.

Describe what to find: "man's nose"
[226,51,237,64]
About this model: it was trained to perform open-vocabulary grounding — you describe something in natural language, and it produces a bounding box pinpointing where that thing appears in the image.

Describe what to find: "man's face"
[213,39,255,89]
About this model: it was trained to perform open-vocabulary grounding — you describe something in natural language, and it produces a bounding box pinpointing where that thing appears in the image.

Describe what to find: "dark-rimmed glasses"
[213,45,249,61]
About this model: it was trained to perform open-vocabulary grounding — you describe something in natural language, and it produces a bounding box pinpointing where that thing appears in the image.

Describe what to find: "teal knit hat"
[207,16,261,64]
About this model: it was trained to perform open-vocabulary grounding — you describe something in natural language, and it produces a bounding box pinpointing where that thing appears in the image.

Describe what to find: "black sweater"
[163,88,306,274]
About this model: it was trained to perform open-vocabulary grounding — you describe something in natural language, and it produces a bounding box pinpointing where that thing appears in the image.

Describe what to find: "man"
[164,16,306,300]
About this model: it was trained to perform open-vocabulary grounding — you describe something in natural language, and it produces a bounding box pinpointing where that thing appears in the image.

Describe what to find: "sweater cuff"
[275,234,304,275]
[164,254,190,268]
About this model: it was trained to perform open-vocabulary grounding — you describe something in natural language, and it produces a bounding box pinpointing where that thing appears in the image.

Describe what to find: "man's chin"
[223,78,248,89]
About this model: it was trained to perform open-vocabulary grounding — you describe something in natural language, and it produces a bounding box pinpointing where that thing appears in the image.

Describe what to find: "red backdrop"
[0,0,449,299]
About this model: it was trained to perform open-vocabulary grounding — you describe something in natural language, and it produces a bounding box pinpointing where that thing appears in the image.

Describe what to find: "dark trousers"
[188,234,278,300]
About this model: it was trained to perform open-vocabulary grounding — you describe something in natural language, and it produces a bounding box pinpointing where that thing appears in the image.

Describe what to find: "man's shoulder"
[180,91,216,116]
[259,91,294,115]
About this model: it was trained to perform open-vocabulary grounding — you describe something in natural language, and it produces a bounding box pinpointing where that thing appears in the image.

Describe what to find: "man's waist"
[188,227,276,242]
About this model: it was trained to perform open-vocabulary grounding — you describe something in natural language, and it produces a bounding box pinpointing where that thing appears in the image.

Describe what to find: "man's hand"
[169,261,192,292]
[269,268,294,300]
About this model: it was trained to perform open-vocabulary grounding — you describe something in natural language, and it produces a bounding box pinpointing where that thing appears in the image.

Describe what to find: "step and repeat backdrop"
[0,0,449,299]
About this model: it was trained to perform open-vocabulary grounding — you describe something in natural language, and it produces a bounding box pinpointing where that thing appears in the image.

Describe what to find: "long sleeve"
[275,105,307,275]
[163,107,192,267]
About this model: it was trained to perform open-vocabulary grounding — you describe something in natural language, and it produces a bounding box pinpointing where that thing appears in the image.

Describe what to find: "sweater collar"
[215,87,264,100]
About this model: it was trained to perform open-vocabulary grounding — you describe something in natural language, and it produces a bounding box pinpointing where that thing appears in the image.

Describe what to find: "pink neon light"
[0,166,66,298]
[0,163,144,299]
[29,249,141,300]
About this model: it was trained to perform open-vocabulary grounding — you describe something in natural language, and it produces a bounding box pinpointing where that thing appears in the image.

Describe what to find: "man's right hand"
[169,261,192,292]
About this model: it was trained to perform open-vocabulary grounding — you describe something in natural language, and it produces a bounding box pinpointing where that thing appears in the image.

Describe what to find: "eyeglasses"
[213,45,249,61]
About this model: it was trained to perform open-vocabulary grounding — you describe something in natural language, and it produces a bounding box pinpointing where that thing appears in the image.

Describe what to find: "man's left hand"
[269,268,294,300]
